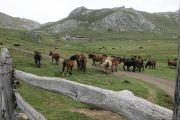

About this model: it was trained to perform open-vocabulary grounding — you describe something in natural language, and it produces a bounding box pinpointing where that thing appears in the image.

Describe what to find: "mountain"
[37,6,178,34]
[0,12,41,30]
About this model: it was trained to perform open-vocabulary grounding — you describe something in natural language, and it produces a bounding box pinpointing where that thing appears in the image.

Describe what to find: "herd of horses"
[33,51,177,76]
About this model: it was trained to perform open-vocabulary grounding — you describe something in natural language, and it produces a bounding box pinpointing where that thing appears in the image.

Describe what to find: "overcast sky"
[0,0,179,24]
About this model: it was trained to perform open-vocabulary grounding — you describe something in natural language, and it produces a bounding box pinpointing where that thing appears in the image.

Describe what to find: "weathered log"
[13,69,173,120]
[15,90,46,120]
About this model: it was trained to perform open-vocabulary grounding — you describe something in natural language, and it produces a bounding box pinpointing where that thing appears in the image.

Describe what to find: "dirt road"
[1,46,175,97]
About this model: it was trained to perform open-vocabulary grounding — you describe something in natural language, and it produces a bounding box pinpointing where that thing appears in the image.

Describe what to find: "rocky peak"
[68,6,88,16]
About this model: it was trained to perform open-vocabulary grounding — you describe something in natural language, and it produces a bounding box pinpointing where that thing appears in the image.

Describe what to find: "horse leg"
[67,67,69,77]
[115,65,117,72]
[111,65,114,72]
[123,65,125,70]
[39,60,40,68]
[51,58,53,64]
[62,66,65,76]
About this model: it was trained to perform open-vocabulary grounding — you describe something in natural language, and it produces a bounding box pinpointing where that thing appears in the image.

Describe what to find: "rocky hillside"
[38,6,178,33]
[0,12,41,30]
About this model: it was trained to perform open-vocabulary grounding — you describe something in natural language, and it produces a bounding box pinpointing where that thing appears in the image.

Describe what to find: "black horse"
[122,59,139,72]
[34,51,42,68]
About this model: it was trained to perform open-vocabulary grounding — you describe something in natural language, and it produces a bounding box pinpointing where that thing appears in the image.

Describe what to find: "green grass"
[7,48,173,120]
[0,27,176,119]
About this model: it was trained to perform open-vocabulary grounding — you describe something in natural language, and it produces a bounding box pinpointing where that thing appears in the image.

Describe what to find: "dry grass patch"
[69,108,127,120]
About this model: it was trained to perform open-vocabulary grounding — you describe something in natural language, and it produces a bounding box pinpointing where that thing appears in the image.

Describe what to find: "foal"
[34,51,42,68]
[111,57,121,72]
[49,51,60,65]
[145,60,156,69]
[88,54,100,66]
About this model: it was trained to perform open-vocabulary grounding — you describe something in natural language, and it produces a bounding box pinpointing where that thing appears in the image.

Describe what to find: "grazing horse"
[168,59,177,68]
[122,59,139,72]
[49,51,60,65]
[174,58,177,61]
[88,54,100,66]
[111,57,121,72]
[145,60,156,69]
[99,58,112,74]
[34,51,42,68]
[62,55,77,77]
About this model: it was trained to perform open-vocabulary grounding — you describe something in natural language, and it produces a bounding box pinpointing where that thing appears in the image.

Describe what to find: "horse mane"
[146,61,151,66]
[70,55,77,60]
[89,54,95,58]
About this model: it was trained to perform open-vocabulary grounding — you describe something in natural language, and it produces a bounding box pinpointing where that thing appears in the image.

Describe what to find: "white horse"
[99,58,112,74]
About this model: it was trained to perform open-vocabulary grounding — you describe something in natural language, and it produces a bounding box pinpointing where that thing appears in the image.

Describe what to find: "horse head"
[49,51,53,56]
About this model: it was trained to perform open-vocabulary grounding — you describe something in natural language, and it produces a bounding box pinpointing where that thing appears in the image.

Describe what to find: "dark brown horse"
[88,54,100,66]
[137,60,144,72]
[49,51,60,65]
[111,58,121,72]
[145,60,156,69]
[168,59,177,68]
[34,51,42,68]
[75,54,85,69]
[79,56,87,73]
[62,55,77,77]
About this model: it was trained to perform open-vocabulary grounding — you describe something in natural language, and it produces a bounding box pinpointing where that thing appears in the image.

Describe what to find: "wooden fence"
[0,48,173,120]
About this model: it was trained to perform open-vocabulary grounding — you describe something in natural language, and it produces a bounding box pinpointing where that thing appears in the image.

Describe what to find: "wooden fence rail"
[13,69,173,120]
[0,48,173,120]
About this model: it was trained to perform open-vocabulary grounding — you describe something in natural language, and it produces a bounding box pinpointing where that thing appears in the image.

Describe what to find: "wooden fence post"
[0,48,17,120]
[0,54,3,120]
[173,7,180,120]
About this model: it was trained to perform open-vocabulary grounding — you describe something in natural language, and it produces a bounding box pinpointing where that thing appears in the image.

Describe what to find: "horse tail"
[35,52,39,63]
[82,58,84,67]
[168,59,169,66]
[63,60,66,71]
[106,61,109,67]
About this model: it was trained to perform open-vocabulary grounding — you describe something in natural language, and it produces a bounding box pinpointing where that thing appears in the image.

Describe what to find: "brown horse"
[88,54,100,66]
[34,51,42,68]
[145,60,156,69]
[168,59,177,68]
[49,51,60,65]
[111,58,121,72]
[62,55,77,77]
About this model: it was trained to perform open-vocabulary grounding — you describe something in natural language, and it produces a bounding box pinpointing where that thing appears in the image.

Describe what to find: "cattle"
[139,47,143,49]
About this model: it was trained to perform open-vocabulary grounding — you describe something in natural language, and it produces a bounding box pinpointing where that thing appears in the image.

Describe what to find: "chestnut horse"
[49,51,60,65]
[145,60,156,69]
[34,51,42,68]
[88,54,100,66]
[168,59,177,68]
[111,57,121,72]
[62,55,77,77]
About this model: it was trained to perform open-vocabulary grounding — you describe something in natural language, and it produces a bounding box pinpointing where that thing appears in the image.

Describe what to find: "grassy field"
[0,28,177,119]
